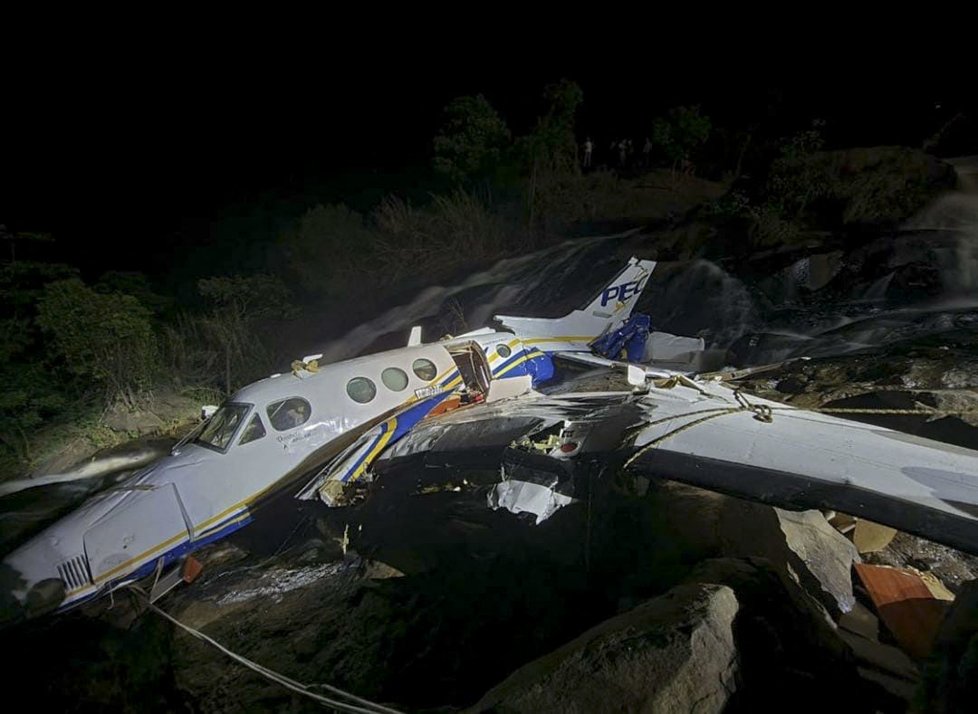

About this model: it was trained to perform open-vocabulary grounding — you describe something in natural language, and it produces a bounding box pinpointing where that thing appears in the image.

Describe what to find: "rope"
[623,406,751,468]
[804,407,978,416]
[129,586,404,714]
[622,389,978,470]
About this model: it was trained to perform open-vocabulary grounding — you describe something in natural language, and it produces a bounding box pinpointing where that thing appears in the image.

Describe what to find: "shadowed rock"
[466,582,739,714]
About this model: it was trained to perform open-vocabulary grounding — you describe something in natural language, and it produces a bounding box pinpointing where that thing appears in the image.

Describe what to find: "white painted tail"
[495,257,656,352]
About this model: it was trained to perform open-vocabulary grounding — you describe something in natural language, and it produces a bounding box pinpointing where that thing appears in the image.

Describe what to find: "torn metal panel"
[643,331,705,362]
[488,479,576,525]
[489,450,578,526]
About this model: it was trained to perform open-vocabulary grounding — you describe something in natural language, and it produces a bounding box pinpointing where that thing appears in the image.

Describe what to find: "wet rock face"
[466,583,740,714]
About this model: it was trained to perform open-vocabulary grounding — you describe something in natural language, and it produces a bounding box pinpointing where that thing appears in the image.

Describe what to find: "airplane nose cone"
[0,559,66,626]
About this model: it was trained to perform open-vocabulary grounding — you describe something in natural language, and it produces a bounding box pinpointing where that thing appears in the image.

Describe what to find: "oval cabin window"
[382,367,409,392]
[346,377,377,404]
[266,398,312,431]
[496,343,512,359]
[412,358,437,382]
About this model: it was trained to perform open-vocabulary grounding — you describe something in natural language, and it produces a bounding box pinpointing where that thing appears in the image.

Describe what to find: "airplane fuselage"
[2,257,656,618]
[2,334,555,614]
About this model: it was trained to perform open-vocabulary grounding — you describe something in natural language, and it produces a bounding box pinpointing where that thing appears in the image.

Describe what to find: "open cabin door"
[448,342,492,396]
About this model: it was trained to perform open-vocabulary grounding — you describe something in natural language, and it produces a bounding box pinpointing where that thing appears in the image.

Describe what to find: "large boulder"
[645,482,861,615]
[466,582,739,714]
[685,558,884,712]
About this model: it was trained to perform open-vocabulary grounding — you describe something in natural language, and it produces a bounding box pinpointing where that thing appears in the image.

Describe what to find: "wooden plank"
[854,563,949,659]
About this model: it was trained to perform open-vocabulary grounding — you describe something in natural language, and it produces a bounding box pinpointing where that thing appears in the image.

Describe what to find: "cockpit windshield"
[194,403,251,451]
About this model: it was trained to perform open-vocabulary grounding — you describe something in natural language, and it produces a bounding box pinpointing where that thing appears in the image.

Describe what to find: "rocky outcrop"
[467,583,740,714]
[681,558,880,711]
[768,507,861,614]
[645,482,860,615]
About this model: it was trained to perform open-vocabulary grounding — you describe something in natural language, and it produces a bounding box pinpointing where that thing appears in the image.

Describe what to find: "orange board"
[854,563,948,659]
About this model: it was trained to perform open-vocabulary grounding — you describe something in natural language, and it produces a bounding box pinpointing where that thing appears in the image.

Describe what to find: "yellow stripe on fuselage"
[522,335,594,346]
[78,351,474,592]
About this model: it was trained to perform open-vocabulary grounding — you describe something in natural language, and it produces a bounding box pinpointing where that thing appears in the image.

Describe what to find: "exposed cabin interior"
[449,342,492,397]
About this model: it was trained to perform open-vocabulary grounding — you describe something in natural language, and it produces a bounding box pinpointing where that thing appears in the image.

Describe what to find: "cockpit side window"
[267,397,312,431]
[195,403,251,451]
[238,414,267,445]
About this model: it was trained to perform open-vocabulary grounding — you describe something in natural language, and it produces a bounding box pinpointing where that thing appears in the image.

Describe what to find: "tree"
[197,274,292,395]
[37,278,159,406]
[518,79,584,225]
[650,105,712,174]
[0,225,54,263]
[520,79,584,176]
[433,94,511,184]
[278,204,378,297]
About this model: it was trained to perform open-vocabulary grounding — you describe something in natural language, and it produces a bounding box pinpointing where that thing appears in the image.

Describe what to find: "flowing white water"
[315,230,639,361]
[907,191,978,294]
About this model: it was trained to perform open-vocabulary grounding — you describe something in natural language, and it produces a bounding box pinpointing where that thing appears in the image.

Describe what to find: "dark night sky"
[2,32,973,274]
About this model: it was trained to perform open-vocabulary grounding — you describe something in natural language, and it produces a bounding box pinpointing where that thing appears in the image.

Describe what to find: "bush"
[278,204,379,297]
[36,278,159,405]
[764,146,955,228]
[433,95,511,184]
[372,191,511,283]
[0,361,68,464]
[194,274,293,395]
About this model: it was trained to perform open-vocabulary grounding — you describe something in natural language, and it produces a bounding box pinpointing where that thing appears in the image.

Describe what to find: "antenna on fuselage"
[408,326,422,347]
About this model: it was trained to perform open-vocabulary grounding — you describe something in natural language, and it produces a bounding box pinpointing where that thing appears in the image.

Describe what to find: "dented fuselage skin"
[2,258,656,617]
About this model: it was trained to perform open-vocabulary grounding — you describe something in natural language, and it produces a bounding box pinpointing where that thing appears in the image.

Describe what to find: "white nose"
[0,561,65,625]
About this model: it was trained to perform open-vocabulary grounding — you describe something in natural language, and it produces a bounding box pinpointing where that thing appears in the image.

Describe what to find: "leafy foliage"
[518,79,585,226]
[372,190,512,283]
[519,79,583,177]
[36,278,159,405]
[278,204,379,297]
[650,106,712,167]
[196,274,293,395]
[197,274,292,321]
[95,271,171,314]
[433,95,511,184]
[0,361,68,463]
[764,145,952,227]
[0,260,78,318]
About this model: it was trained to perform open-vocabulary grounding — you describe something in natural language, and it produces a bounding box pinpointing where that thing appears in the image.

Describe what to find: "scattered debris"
[865,531,978,593]
[215,562,349,606]
[852,520,899,554]
[855,563,950,659]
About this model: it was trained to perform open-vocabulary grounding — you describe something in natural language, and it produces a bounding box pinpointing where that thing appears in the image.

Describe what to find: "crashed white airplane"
[4,257,978,620]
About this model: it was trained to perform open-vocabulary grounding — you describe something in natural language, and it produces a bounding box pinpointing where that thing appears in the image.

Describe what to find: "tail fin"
[495,257,656,352]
